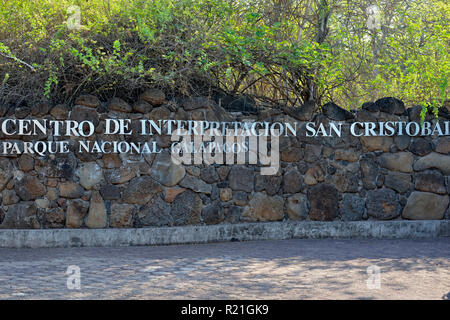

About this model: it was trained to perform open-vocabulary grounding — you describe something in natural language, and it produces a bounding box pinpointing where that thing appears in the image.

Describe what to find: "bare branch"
[0,51,36,72]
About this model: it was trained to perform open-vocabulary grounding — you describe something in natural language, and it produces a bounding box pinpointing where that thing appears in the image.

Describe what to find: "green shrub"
[0,0,448,111]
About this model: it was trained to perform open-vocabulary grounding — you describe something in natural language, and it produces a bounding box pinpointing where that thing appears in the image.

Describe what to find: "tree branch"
[0,51,36,72]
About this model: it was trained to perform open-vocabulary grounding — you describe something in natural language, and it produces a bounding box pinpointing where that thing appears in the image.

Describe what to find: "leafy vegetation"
[0,0,448,112]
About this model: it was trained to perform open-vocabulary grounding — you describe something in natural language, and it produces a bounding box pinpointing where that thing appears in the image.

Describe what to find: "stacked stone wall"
[0,92,448,229]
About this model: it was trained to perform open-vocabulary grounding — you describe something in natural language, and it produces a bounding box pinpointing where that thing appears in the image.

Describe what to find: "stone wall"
[0,91,449,229]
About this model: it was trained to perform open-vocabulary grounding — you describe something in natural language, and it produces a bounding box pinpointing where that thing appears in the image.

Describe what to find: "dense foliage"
[0,0,448,112]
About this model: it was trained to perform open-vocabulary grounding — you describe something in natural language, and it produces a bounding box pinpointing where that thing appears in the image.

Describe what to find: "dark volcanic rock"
[0,104,8,117]
[138,197,172,227]
[340,194,365,221]
[281,100,316,121]
[182,96,215,111]
[43,208,65,228]
[361,102,379,112]
[133,100,153,114]
[360,154,379,189]
[414,170,447,194]
[31,102,52,117]
[374,97,405,115]
[170,190,202,225]
[179,175,212,194]
[14,176,46,201]
[0,159,14,190]
[66,199,89,228]
[70,105,99,126]
[219,95,257,113]
[333,171,359,193]
[122,176,162,205]
[379,152,413,173]
[75,94,100,108]
[434,137,450,154]
[109,203,135,228]
[366,188,402,220]
[255,174,282,196]
[59,182,84,199]
[43,154,77,179]
[50,104,70,120]
[200,167,219,184]
[202,201,225,225]
[0,202,39,229]
[322,102,354,121]
[228,166,254,193]
[242,192,284,222]
[15,107,31,118]
[308,184,339,221]
[99,184,121,200]
[394,135,411,151]
[283,168,305,194]
[286,193,309,220]
[108,97,132,113]
[140,89,165,106]
[225,206,242,224]
[410,139,432,156]
[384,172,411,193]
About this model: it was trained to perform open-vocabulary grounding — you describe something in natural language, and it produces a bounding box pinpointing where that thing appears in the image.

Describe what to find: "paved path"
[0,238,448,300]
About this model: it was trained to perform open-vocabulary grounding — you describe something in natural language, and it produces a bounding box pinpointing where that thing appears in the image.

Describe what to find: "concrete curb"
[0,220,449,248]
